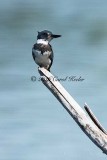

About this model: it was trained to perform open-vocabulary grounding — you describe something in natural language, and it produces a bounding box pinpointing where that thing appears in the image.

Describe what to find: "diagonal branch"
[38,67,107,154]
[84,103,107,135]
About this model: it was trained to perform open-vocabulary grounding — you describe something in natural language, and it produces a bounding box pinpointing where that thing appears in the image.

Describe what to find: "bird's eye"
[43,33,48,36]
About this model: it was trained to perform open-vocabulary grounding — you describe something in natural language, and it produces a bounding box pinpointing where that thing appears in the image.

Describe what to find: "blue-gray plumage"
[32,30,61,71]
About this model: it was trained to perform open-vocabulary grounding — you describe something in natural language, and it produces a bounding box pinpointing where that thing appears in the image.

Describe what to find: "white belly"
[32,49,51,68]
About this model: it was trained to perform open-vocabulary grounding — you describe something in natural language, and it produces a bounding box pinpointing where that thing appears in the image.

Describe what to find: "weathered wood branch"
[84,103,107,135]
[38,67,107,154]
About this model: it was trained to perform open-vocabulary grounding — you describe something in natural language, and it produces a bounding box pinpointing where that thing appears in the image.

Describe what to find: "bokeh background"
[0,0,107,159]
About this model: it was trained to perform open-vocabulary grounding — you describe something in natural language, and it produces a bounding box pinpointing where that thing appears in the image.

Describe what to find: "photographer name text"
[31,76,85,82]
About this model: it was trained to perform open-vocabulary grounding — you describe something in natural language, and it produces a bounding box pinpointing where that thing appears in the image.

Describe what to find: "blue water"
[0,0,107,159]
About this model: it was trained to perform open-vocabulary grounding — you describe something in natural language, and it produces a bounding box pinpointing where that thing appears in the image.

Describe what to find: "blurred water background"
[0,0,107,159]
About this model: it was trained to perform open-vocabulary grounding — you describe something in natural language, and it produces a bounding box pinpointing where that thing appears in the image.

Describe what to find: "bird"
[32,30,61,71]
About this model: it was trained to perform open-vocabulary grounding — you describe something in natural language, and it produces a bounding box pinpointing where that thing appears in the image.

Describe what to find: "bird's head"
[37,30,61,42]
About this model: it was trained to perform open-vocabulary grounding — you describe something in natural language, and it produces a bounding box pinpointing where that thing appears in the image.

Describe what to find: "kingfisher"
[32,30,61,71]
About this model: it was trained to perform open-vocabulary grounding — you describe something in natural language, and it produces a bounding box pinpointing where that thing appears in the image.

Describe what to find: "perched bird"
[32,30,61,71]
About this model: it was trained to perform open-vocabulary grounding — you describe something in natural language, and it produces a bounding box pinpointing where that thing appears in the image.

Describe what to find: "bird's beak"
[52,34,61,38]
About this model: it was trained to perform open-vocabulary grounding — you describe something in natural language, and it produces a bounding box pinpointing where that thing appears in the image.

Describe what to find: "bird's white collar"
[37,39,48,45]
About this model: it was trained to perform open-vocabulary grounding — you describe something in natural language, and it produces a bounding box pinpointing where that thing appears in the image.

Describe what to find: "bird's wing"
[48,44,53,70]
[32,43,42,60]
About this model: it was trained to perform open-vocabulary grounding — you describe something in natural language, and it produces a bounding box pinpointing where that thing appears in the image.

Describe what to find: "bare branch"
[84,103,107,135]
[38,67,107,154]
